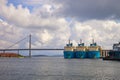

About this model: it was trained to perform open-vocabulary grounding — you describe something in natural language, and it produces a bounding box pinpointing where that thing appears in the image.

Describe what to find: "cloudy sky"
[0,0,120,50]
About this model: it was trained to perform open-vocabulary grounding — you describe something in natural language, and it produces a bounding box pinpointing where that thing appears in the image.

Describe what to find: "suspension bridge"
[0,35,64,57]
[0,35,111,58]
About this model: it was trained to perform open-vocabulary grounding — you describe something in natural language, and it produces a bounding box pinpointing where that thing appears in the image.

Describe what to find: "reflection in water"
[0,57,120,80]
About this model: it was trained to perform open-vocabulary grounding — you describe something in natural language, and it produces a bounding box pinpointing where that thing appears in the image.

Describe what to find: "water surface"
[0,57,120,80]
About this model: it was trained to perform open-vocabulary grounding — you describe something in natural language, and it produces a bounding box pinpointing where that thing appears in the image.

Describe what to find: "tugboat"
[63,40,76,59]
[103,42,120,60]
[87,39,101,58]
[76,39,87,58]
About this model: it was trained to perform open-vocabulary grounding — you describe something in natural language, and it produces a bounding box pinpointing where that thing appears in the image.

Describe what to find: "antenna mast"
[80,39,82,44]
[69,39,70,44]
[92,38,94,44]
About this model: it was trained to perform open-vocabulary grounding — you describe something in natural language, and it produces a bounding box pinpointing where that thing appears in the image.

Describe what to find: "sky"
[0,0,120,51]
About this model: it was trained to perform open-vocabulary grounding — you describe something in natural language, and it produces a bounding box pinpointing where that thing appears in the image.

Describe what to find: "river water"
[0,57,120,80]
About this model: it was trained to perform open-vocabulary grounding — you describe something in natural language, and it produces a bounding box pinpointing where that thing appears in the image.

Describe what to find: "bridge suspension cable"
[6,35,29,49]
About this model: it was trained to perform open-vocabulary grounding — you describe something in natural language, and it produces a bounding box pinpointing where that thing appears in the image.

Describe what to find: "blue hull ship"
[87,40,101,58]
[64,40,75,59]
[75,40,87,58]
[64,39,101,59]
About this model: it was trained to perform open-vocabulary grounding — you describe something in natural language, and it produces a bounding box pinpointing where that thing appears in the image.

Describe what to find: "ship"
[103,42,120,60]
[63,39,102,59]
[87,39,101,58]
[63,40,76,59]
[75,39,87,58]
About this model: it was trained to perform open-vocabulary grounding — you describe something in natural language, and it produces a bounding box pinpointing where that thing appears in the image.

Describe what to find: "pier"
[101,50,111,58]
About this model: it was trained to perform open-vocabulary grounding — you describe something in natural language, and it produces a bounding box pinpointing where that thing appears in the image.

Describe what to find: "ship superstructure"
[113,42,120,51]
[108,42,120,59]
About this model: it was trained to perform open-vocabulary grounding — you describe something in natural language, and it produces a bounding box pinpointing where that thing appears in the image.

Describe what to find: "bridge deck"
[0,49,64,51]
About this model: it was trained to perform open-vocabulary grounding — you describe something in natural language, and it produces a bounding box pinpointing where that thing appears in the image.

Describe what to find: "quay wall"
[101,50,112,58]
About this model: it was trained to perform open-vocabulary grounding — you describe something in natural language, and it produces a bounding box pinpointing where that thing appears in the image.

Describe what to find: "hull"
[64,51,75,59]
[103,56,120,61]
[103,42,120,61]
[87,51,100,58]
[75,51,86,58]
[108,51,120,59]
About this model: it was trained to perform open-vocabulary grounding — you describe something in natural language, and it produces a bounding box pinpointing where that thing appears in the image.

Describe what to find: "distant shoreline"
[31,55,63,57]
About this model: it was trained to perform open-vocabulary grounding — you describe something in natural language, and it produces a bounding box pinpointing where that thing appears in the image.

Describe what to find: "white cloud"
[1,0,120,51]
[36,29,53,43]
[0,0,70,49]
[0,2,31,27]
[0,19,23,49]
[71,20,120,49]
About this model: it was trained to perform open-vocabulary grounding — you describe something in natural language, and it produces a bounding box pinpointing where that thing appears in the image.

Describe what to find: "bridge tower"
[29,34,31,57]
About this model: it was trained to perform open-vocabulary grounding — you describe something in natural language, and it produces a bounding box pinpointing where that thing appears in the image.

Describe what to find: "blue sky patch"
[7,0,34,12]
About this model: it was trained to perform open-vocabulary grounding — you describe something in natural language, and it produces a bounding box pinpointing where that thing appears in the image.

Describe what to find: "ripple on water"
[0,57,120,80]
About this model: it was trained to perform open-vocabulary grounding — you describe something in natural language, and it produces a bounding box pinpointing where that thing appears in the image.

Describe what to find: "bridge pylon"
[29,34,31,57]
